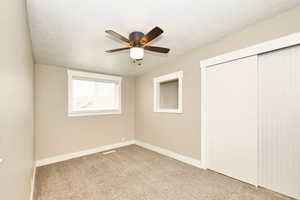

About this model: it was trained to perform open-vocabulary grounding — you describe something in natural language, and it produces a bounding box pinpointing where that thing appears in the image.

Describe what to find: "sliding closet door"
[206,56,258,185]
[259,46,300,199]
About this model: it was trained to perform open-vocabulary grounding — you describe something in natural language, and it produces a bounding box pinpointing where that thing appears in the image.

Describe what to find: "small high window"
[68,70,122,116]
[153,71,183,113]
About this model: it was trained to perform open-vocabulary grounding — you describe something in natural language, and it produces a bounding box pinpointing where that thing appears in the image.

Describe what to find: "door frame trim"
[200,32,300,68]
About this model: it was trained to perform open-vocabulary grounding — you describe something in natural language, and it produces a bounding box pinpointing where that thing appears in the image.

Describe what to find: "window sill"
[154,109,182,113]
[68,110,122,117]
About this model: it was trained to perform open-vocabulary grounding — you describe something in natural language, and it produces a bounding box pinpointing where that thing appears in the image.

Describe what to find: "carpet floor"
[35,145,293,200]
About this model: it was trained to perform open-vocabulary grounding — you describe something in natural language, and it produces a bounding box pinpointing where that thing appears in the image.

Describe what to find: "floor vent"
[102,150,116,155]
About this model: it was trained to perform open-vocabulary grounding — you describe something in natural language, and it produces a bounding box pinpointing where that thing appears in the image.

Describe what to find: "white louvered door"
[258,45,300,199]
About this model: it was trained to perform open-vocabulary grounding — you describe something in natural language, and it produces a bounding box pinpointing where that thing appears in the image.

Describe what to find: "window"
[68,70,122,116]
[153,71,183,113]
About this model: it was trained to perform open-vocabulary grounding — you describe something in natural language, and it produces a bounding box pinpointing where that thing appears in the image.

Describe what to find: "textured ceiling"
[27,0,300,76]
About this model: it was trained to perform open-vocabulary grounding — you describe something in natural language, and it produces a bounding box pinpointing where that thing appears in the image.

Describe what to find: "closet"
[206,56,258,186]
[202,34,300,199]
[258,46,300,199]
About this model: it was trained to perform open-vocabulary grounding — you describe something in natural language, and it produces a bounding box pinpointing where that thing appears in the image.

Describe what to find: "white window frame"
[67,70,122,117]
[153,71,183,113]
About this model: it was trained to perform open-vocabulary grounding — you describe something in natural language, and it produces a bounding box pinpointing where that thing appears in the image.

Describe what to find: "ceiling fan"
[105,26,170,61]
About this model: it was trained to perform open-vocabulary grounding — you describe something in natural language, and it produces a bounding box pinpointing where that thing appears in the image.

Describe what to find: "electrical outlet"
[121,137,126,142]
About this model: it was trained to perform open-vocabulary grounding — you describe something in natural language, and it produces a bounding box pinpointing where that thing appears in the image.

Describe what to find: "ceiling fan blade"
[140,27,164,45]
[105,30,130,44]
[144,46,170,53]
[105,47,130,53]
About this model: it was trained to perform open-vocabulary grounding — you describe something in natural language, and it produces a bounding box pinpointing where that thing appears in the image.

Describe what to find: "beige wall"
[135,6,300,160]
[35,64,135,160]
[0,0,35,200]
[160,80,179,109]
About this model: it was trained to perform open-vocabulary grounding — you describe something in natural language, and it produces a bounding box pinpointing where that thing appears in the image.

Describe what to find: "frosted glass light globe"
[130,47,144,59]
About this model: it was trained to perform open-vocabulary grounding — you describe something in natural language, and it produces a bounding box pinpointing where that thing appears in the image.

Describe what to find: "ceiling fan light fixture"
[105,27,169,62]
[130,47,144,60]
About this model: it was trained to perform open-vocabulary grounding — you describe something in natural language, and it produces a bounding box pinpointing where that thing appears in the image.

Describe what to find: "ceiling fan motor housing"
[129,32,144,46]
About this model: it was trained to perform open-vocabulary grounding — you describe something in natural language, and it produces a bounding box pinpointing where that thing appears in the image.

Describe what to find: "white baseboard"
[30,166,36,200]
[135,140,203,169]
[35,140,135,167]
[35,140,203,170]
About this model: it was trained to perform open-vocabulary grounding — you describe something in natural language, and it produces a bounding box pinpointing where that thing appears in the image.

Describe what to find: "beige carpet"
[35,145,293,200]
